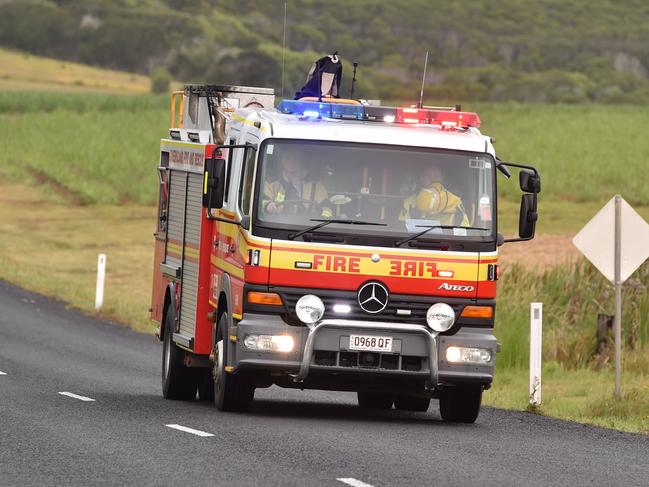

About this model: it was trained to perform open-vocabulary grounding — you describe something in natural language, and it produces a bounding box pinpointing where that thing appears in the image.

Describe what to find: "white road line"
[58,391,96,402]
[337,478,376,487]
[165,424,214,437]
[0,371,7,375]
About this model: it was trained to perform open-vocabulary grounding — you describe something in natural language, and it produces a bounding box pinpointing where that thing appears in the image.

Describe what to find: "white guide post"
[529,302,543,406]
[95,253,107,311]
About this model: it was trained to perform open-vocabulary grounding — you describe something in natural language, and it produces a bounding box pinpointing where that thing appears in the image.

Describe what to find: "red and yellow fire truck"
[151,84,540,422]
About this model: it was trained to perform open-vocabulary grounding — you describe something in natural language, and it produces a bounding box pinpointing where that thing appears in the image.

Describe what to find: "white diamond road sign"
[572,196,649,283]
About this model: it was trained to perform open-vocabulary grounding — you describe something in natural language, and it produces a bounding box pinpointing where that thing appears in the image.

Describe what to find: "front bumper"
[231,313,497,389]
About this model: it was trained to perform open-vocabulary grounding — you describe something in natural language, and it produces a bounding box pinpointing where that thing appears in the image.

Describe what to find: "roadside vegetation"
[0,47,152,93]
[4,92,649,208]
[0,92,167,205]
[1,89,648,433]
[3,1,649,104]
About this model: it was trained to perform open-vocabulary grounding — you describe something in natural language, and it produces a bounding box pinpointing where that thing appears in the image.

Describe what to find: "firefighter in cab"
[400,165,469,225]
[263,151,333,218]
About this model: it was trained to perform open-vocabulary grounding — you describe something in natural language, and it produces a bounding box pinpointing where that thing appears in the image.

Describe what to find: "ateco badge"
[357,282,389,314]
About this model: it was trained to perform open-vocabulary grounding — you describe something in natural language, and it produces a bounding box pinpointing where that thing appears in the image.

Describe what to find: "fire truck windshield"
[255,139,495,242]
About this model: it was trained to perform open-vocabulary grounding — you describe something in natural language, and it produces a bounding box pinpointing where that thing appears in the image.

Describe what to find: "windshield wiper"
[288,218,387,240]
[395,225,489,247]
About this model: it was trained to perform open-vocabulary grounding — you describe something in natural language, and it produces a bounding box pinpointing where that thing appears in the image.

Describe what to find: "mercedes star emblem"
[357,282,389,314]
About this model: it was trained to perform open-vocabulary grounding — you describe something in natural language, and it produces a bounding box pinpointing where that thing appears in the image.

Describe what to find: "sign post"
[573,195,649,398]
[613,196,622,397]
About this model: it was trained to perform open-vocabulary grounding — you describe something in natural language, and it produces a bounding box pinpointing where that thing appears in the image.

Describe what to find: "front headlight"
[446,346,492,364]
[295,294,325,324]
[426,302,455,332]
[243,334,294,353]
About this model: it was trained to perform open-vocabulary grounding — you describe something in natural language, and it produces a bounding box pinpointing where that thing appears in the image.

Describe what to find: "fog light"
[426,303,455,332]
[243,334,294,353]
[446,346,492,364]
[295,294,325,324]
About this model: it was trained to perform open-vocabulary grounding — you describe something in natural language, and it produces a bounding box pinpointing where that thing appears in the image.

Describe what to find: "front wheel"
[213,313,254,412]
[161,307,199,400]
[438,385,482,423]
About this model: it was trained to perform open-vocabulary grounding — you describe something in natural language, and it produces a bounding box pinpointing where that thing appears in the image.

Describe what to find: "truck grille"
[314,350,423,372]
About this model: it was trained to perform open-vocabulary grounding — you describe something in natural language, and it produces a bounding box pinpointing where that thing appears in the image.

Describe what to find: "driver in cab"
[263,152,333,218]
[400,165,469,226]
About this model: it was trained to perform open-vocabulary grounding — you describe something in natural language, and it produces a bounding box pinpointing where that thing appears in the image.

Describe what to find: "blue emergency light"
[277,99,365,120]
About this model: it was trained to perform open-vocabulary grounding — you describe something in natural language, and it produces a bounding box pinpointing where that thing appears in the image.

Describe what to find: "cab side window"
[239,147,256,216]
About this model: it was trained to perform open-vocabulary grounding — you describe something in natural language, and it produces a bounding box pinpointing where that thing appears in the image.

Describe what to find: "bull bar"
[295,319,440,388]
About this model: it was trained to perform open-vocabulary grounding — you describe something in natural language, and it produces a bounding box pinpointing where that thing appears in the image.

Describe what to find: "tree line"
[3,0,649,103]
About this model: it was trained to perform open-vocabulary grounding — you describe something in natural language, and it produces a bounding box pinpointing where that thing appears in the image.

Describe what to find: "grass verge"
[484,360,649,434]
[0,181,155,333]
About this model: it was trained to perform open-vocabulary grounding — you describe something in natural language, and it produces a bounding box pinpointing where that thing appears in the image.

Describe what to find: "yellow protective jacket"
[263,178,332,218]
[400,183,469,226]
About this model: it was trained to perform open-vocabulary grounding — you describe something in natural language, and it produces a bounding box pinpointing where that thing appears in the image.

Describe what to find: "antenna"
[281,1,287,98]
[350,62,359,99]
[418,51,429,109]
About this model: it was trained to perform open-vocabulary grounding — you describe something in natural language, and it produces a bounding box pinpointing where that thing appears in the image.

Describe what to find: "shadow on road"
[103,391,486,430]
[248,398,455,427]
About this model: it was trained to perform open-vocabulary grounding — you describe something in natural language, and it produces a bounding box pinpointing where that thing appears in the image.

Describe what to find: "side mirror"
[203,157,226,209]
[520,169,541,194]
[518,193,537,239]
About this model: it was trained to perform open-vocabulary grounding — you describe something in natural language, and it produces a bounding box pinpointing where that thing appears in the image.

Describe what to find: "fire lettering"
[390,259,436,277]
[312,254,361,273]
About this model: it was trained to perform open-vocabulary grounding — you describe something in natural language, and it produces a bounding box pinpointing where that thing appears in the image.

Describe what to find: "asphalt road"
[1,279,648,487]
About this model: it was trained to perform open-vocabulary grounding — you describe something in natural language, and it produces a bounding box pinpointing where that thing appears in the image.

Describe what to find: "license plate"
[348,335,393,352]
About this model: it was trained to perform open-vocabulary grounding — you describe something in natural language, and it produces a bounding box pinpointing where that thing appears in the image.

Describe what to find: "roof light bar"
[276,99,480,128]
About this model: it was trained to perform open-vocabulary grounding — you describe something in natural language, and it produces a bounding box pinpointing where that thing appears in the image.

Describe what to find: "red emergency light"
[396,107,429,124]
[429,110,481,129]
[395,107,481,128]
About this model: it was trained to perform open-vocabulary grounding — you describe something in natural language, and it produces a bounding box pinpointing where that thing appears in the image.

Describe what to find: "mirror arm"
[503,235,534,243]
[499,159,539,177]
[495,158,512,178]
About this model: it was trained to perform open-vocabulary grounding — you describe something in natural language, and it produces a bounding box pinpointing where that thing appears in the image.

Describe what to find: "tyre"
[394,395,430,412]
[161,306,199,400]
[213,313,254,412]
[439,385,483,423]
[357,391,394,410]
